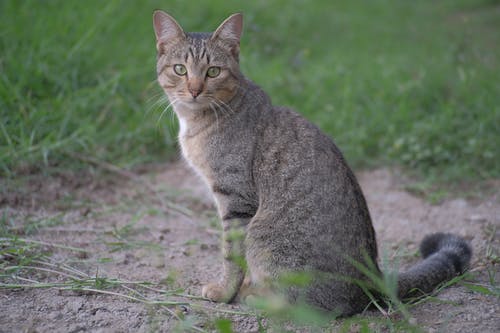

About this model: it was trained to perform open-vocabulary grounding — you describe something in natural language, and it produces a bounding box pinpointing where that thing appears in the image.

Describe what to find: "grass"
[0,0,499,180]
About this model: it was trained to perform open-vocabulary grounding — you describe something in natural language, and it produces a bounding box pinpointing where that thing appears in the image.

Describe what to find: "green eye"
[173,64,187,76]
[206,66,221,78]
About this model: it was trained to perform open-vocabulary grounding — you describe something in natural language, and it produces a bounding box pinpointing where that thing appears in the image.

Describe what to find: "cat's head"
[153,11,243,114]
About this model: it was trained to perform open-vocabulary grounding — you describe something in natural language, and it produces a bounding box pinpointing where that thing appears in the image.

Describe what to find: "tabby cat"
[152,11,471,316]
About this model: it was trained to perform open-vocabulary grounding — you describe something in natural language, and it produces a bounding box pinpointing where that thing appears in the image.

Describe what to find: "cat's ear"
[212,13,243,58]
[153,11,185,51]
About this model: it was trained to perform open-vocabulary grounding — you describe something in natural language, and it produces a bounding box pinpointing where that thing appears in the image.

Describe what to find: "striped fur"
[153,11,472,316]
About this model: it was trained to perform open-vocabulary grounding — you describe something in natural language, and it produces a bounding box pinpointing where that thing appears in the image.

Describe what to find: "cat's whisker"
[209,99,226,119]
[150,95,170,110]
[147,96,170,114]
[156,98,178,126]
[209,102,221,133]
[144,93,171,117]
[145,95,163,107]
[170,106,176,129]
[146,89,168,101]
[208,97,235,119]
[215,98,237,116]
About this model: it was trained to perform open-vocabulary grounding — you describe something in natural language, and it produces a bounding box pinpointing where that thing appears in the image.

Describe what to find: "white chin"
[178,99,207,110]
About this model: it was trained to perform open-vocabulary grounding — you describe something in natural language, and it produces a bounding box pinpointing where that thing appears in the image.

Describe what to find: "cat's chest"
[179,134,214,183]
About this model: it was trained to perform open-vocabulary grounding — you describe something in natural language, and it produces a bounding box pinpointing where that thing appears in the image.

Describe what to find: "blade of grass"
[0,237,87,253]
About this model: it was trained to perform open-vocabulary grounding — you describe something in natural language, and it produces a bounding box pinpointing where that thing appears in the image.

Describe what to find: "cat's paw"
[201,282,232,303]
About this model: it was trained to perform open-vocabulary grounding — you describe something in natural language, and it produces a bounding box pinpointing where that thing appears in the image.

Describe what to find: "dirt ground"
[0,159,499,332]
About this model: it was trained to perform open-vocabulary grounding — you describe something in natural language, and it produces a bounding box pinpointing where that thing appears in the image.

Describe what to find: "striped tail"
[397,233,472,299]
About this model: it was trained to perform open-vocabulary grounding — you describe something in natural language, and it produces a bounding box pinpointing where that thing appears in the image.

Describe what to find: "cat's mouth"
[185,96,206,104]
[177,96,210,109]
[170,91,219,111]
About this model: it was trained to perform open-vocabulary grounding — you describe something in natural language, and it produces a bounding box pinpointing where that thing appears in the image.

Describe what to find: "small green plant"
[103,212,162,252]
[404,181,449,205]
[161,270,180,288]
[184,239,200,246]
[214,318,233,333]
[460,224,500,298]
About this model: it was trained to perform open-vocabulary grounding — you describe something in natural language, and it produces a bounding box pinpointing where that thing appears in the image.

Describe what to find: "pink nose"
[188,79,204,99]
[189,88,202,98]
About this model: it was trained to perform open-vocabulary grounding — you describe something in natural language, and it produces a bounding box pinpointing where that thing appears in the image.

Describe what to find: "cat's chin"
[174,99,210,114]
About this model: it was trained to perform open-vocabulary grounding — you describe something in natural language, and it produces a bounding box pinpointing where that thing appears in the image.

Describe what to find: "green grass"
[1,0,499,179]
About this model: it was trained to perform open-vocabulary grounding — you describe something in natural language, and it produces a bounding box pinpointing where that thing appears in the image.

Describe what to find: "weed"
[215,318,233,333]
[459,224,500,297]
[404,182,450,205]
[184,239,200,246]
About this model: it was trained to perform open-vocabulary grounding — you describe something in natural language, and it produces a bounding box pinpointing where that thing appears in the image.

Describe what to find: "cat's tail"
[396,233,472,299]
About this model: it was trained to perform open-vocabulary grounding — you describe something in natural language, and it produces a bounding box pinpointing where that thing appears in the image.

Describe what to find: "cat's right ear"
[153,11,185,51]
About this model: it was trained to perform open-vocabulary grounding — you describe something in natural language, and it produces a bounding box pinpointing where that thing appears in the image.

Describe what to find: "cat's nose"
[188,80,204,99]
[189,88,202,98]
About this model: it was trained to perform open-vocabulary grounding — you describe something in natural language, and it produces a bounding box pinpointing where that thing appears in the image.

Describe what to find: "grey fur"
[153,11,472,316]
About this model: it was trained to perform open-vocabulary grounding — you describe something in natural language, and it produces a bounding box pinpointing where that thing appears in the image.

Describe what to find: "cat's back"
[250,100,377,261]
[254,103,352,197]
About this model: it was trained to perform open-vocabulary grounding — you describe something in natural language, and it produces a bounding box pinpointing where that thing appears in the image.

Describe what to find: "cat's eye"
[173,64,187,76]
[206,66,221,78]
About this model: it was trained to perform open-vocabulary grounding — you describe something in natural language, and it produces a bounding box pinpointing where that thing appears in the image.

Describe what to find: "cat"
[152,11,472,316]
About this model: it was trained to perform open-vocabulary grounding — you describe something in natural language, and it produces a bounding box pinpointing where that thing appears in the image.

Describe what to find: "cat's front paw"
[202,282,233,303]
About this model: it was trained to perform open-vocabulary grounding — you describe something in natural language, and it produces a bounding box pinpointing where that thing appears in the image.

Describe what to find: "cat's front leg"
[202,217,249,303]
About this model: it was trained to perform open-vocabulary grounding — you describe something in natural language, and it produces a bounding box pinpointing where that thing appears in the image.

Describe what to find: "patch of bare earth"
[0,160,498,332]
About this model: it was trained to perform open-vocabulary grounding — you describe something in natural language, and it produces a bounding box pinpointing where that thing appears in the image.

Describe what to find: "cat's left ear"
[212,13,243,59]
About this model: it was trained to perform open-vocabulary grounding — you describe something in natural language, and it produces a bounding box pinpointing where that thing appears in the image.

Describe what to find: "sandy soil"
[0,160,499,332]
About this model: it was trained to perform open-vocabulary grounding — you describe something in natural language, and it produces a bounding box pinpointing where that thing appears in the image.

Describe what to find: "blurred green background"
[1,0,499,180]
